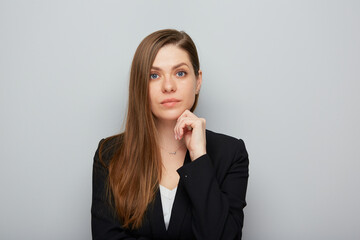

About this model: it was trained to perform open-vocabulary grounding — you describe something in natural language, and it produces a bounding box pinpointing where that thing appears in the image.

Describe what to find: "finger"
[175,118,189,140]
[177,118,198,139]
[175,115,188,138]
[177,109,197,122]
[174,119,183,139]
[176,111,197,135]
[174,118,185,140]
[179,117,205,138]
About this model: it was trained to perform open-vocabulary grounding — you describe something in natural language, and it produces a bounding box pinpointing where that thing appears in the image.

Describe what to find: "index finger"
[177,109,197,122]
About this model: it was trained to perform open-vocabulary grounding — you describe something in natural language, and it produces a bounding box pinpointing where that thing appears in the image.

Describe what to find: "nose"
[162,74,176,93]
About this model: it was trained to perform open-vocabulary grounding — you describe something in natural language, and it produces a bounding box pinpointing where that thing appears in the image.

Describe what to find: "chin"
[153,109,185,122]
[155,114,181,122]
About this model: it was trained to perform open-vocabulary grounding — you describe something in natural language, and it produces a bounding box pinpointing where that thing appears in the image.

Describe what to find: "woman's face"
[148,44,202,122]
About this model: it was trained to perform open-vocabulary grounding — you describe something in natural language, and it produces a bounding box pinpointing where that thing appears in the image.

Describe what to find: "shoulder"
[206,129,247,154]
[94,134,124,167]
[205,129,248,166]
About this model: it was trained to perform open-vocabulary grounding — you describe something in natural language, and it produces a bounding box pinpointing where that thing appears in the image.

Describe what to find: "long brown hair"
[104,29,200,229]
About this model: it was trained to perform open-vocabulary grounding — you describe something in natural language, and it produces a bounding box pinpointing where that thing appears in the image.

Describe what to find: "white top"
[159,184,177,230]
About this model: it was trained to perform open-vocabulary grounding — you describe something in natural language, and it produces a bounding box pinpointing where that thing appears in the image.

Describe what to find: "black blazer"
[91,129,249,240]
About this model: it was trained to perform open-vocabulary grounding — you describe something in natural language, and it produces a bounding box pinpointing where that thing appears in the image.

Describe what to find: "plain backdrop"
[1,0,359,239]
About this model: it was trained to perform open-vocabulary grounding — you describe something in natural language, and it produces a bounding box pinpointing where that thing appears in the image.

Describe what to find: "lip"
[161,98,181,107]
[161,98,181,104]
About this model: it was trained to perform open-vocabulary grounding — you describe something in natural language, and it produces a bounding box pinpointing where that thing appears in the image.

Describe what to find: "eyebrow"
[151,62,189,71]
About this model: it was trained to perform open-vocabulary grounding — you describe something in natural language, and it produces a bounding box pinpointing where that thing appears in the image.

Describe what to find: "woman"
[91,29,249,240]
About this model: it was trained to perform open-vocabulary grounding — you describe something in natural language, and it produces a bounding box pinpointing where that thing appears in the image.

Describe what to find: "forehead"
[152,44,191,68]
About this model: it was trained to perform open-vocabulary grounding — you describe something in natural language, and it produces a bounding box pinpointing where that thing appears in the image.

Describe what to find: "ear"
[195,70,202,94]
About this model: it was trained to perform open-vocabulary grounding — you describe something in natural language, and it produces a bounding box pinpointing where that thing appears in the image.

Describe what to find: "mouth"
[161,98,181,107]
[161,98,180,104]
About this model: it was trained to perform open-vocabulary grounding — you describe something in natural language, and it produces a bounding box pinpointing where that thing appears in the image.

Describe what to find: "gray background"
[1,0,359,239]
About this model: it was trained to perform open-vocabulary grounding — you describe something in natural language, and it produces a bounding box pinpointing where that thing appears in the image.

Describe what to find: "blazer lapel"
[166,151,192,238]
[148,190,168,239]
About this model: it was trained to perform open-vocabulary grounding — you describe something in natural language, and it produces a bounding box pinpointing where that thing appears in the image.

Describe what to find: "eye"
[150,73,159,79]
[176,71,186,77]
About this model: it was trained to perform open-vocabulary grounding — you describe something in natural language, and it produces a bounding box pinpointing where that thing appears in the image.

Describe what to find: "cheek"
[189,81,197,96]
[148,83,156,103]
[184,83,197,105]
[148,89,157,112]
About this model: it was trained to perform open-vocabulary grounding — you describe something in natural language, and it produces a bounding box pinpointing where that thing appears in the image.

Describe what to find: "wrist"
[190,150,207,161]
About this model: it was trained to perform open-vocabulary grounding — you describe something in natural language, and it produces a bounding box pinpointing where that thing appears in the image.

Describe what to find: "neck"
[155,119,184,150]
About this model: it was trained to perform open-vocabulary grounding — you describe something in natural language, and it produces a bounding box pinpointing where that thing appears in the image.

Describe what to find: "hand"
[174,110,206,161]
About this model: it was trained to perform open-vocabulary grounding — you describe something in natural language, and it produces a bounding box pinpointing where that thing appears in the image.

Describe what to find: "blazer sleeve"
[91,139,151,240]
[177,139,249,240]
